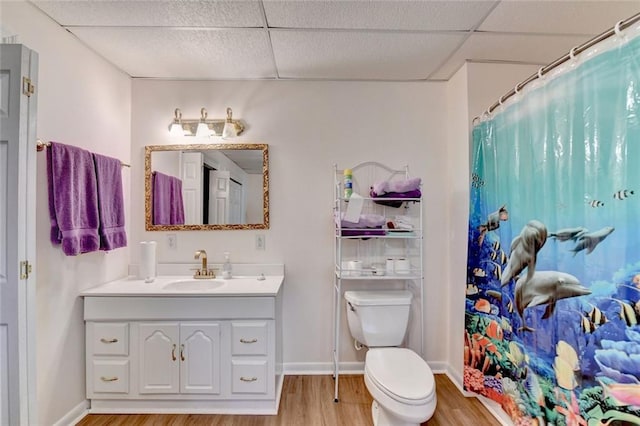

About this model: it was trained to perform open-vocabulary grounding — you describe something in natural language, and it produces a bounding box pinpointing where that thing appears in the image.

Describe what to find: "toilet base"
[371,400,419,426]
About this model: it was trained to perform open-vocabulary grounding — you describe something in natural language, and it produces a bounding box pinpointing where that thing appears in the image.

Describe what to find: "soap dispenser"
[222,252,232,279]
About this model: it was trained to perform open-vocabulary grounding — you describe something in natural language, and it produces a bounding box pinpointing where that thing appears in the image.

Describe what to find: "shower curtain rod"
[477,12,640,121]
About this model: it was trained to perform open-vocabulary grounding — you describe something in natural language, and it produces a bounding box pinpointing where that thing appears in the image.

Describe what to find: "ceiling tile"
[270,30,466,80]
[430,33,591,80]
[264,0,498,31]
[69,28,276,79]
[479,1,639,35]
[32,0,264,27]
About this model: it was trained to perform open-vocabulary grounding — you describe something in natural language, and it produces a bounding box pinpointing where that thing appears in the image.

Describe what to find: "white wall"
[445,63,470,386]
[131,80,450,369]
[0,3,131,425]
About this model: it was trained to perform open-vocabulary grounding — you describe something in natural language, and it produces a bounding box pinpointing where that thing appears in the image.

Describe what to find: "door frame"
[0,43,38,425]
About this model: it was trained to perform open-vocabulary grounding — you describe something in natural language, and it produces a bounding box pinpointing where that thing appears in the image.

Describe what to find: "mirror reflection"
[145,144,269,230]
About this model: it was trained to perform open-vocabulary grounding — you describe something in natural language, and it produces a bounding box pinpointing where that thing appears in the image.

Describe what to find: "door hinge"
[20,260,32,280]
[22,77,35,97]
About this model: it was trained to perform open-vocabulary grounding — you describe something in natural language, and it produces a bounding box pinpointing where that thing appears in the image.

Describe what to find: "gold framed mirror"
[145,143,269,230]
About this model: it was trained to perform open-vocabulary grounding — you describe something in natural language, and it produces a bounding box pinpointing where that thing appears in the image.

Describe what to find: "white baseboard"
[283,361,364,375]
[426,361,448,374]
[283,360,449,376]
[53,399,89,426]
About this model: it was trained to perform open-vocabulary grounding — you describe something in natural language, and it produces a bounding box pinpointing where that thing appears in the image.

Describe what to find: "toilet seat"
[365,348,435,406]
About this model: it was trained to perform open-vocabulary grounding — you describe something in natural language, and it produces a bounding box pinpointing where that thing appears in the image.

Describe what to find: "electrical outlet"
[167,233,177,250]
[255,234,265,250]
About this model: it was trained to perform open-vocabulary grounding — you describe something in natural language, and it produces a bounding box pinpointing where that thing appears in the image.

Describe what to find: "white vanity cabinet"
[83,290,283,415]
[138,322,221,395]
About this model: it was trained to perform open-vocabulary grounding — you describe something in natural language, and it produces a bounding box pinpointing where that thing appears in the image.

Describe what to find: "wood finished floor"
[77,374,499,426]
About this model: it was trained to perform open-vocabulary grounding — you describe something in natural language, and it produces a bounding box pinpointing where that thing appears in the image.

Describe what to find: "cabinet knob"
[240,338,258,344]
[240,376,258,382]
[100,376,118,382]
[100,338,118,344]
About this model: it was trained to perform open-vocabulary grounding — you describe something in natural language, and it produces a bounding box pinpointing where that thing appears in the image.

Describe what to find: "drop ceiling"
[30,0,640,81]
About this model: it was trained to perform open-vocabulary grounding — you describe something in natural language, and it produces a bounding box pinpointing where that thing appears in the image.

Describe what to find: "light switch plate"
[255,234,265,250]
[167,234,177,250]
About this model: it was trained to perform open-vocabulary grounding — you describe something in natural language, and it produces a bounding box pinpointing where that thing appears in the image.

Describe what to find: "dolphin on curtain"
[570,226,615,256]
[515,271,592,332]
[501,220,548,287]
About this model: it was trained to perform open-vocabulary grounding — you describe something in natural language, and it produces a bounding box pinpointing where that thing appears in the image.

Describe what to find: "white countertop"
[80,275,284,297]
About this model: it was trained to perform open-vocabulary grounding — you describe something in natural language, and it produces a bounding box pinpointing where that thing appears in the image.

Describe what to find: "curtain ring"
[498,96,503,106]
[514,83,520,95]
[472,116,480,126]
[482,109,491,120]
[569,46,577,60]
[614,20,624,36]
[537,67,545,79]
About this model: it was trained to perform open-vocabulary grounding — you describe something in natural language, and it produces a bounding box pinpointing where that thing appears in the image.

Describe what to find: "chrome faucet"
[193,249,216,279]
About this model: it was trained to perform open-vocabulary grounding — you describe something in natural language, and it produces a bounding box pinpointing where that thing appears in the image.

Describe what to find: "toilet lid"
[365,348,435,405]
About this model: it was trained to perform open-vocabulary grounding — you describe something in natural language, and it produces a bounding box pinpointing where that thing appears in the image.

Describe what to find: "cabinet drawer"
[92,323,129,356]
[231,322,267,356]
[92,360,129,394]
[231,360,267,394]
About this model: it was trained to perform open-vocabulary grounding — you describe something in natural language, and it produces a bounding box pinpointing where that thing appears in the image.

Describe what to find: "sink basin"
[163,279,226,291]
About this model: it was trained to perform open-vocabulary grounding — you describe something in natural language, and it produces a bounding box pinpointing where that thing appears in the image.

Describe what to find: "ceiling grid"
[30,0,640,81]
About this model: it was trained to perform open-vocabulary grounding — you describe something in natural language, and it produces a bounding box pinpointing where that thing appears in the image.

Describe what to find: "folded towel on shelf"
[93,153,127,251]
[47,142,100,256]
[341,228,386,237]
[387,221,414,231]
[372,177,421,196]
[335,212,386,229]
[370,189,422,208]
[152,171,185,225]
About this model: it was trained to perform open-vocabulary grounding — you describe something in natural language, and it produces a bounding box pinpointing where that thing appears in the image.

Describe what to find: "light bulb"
[222,121,237,139]
[222,107,238,139]
[169,123,185,136]
[196,122,212,138]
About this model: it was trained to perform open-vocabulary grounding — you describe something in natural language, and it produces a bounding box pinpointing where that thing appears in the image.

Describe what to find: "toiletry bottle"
[222,252,232,279]
[343,168,353,199]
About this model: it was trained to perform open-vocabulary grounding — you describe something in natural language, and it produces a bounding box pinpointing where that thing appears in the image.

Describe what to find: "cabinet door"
[139,323,179,394]
[180,323,221,394]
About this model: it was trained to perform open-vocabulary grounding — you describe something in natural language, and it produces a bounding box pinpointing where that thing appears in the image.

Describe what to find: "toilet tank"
[344,290,412,347]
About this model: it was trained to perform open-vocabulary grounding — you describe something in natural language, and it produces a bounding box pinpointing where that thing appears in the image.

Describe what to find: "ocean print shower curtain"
[464,28,640,426]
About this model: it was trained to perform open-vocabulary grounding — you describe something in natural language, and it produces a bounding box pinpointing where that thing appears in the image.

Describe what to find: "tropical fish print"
[613,189,634,200]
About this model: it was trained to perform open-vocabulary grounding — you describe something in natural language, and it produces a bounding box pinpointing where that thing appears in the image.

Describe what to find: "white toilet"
[345,290,436,426]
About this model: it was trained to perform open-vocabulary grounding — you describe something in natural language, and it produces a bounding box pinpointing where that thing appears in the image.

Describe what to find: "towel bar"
[36,139,130,167]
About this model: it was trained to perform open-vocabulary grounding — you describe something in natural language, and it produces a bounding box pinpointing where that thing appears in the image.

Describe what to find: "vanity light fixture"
[168,107,245,138]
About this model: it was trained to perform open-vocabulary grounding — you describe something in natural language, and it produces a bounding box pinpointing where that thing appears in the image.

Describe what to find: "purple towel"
[152,171,185,225]
[370,189,422,208]
[47,142,100,255]
[93,153,127,251]
[372,177,421,196]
